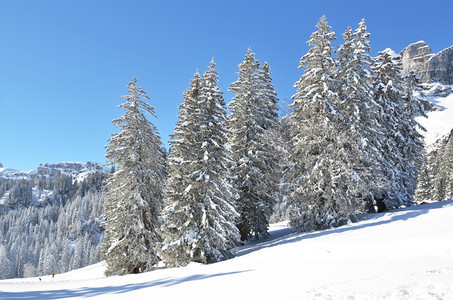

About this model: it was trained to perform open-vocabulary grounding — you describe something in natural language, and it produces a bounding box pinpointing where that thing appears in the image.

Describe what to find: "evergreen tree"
[372,50,425,209]
[228,49,280,240]
[269,114,292,223]
[414,150,435,203]
[335,19,386,212]
[160,60,240,267]
[8,180,33,206]
[101,77,166,276]
[287,16,364,232]
[402,71,429,200]
[443,133,453,200]
[415,129,453,202]
[433,155,447,202]
[0,244,13,279]
[257,62,283,207]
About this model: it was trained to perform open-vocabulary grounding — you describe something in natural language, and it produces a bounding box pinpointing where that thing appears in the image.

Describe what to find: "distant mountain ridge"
[0,161,106,208]
[36,161,105,183]
[0,161,104,181]
[400,41,453,84]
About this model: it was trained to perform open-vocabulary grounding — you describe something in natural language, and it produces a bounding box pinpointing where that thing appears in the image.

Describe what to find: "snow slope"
[416,85,453,146]
[1,201,453,299]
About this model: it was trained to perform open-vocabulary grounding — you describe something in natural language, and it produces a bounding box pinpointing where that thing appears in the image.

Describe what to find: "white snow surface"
[416,86,453,146]
[1,201,453,299]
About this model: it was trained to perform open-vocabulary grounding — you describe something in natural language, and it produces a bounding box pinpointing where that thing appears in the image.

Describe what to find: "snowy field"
[1,201,452,299]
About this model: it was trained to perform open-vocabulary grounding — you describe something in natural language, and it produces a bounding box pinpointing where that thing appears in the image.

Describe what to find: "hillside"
[0,162,107,280]
[0,161,105,207]
[1,201,452,299]
[416,83,453,146]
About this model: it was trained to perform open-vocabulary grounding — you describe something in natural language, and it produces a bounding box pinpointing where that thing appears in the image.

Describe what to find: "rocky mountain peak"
[400,42,453,84]
[400,41,432,74]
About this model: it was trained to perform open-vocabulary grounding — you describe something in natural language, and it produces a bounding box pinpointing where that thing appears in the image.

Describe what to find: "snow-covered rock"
[0,168,35,180]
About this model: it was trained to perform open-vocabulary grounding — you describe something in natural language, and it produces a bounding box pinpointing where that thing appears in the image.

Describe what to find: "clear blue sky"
[1,0,452,171]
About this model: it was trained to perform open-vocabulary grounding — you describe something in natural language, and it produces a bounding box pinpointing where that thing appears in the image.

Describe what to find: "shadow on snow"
[0,270,250,300]
[233,200,453,257]
[2,201,451,299]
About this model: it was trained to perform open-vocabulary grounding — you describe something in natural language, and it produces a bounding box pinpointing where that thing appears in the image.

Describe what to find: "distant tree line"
[0,172,106,279]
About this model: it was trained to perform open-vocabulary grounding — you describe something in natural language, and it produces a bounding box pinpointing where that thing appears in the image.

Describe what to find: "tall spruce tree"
[160,60,240,267]
[335,19,386,212]
[257,62,283,226]
[287,16,364,232]
[228,49,280,240]
[101,77,166,276]
[372,50,425,209]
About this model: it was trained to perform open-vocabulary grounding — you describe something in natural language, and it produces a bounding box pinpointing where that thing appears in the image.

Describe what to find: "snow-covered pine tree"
[414,150,435,203]
[441,132,453,201]
[430,149,446,202]
[8,180,33,206]
[160,60,240,267]
[335,19,386,212]
[0,244,13,279]
[287,16,363,232]
[371,50,425,209]
[160,72,203,266]
[101,77,166,276]
[415,129,453,202]
[269,113,292,223]
[257,62,280,131]
[401,70,429,199]
[258,63,285,224]
[228,49,280,240]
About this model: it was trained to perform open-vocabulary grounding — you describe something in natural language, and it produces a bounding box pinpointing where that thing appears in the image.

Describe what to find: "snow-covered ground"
[1,201,452,299]
[416,85,453,146]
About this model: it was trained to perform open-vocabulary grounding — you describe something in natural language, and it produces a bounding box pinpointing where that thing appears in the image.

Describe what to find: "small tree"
[101,77,166,276]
